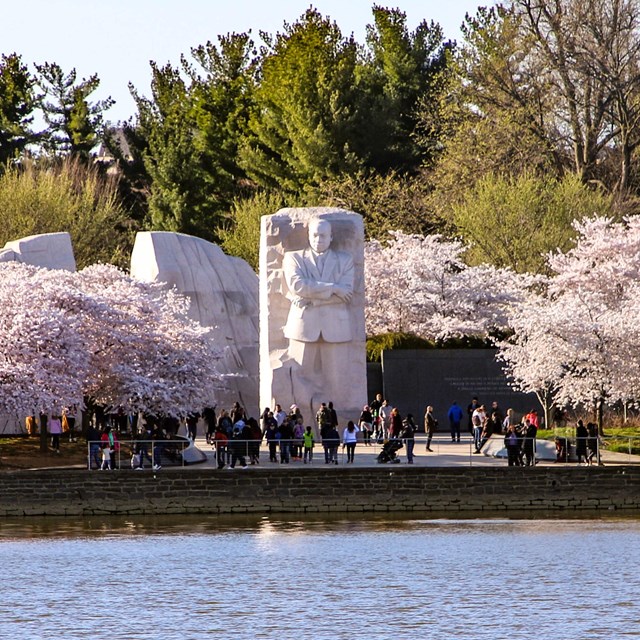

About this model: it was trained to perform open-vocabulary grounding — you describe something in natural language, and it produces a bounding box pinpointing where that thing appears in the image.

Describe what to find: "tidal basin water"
[1,514,639,640]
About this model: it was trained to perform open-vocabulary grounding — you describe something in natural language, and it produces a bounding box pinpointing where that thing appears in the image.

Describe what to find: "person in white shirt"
[342,420,360,463]
[472,405,487,453]
[273,404,287,427]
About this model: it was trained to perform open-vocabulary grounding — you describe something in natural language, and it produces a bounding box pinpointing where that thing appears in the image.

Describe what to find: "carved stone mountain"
[130,231,259,415]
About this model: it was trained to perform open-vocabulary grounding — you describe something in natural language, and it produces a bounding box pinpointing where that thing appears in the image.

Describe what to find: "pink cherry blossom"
[0,262,222,416]
[364,231,535,340]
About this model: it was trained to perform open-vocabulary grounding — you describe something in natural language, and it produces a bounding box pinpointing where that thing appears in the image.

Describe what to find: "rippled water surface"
[1,514,639,639]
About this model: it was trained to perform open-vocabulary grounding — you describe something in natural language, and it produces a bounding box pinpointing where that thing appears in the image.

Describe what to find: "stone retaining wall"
[0,466,637,517]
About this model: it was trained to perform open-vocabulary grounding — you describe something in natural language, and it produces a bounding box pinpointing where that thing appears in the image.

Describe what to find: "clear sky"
[3,0,495,123]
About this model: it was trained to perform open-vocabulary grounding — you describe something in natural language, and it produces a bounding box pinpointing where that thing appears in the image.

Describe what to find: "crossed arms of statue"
[283,249,354,309]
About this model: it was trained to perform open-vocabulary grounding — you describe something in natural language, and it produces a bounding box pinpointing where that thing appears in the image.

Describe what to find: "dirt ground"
[0,436,91,470]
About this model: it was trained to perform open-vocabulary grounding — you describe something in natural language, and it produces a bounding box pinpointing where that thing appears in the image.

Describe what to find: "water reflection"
[1,510,639,540]
[1,514,639,639]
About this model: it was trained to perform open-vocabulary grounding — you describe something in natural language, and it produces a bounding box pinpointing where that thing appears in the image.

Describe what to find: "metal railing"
[86,439,189,470]
[85,433,640,469]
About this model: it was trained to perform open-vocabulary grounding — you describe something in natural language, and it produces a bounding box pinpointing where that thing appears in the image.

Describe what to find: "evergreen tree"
[35,62,114,157]
[187,32,258,201]
[131,31,257,241]
[132,62,208,237]
[359,6,452,173]
[0,53,39,165]
[240,8,363,193]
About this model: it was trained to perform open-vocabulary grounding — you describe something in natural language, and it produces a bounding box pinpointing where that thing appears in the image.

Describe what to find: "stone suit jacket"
[282,247,354,343]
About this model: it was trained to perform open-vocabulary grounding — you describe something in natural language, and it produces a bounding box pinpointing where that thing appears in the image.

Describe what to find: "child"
[100,444,111,470]
[303,425,314,464]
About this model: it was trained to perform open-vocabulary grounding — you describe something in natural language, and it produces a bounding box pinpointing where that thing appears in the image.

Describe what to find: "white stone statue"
[283,217,354,344]
[260,208,366,426]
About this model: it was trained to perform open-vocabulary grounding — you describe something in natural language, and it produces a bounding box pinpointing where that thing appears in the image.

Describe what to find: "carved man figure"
[283,218,354,341]
[282,218,355,393]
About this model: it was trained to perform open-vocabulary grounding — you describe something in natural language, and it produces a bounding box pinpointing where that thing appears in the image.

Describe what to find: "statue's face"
[309,221,332,253]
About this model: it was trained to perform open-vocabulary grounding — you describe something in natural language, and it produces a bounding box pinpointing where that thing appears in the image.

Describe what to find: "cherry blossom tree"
[0,263,91,415]
[0,262,222,419]
[497,216,640,429]
[364,230,535,340]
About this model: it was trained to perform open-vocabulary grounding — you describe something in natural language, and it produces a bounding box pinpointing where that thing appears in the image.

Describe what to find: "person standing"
[379,400,393,441]
[389,407,403,439]
[86,423,102,470]
[100,441,111,470]
[325,423,341,465]
[203,406,217,445]
[63,406,77,442]
[260,407,272,433]
[467,397,480,434]
[502,408,516,433]
[49,414,63,454]
[315,402,332,437]
[186,412,200,442]
[342,420,360,463]
[248,417,263,465]
[328,401,338,431]
[400,414,417,463]
[490,401,504,433]
[471,405,487,452]
[576,419,589,465]
[228,425,248,469]
[273,404,288,428]
[475,410,498,453]
[278,417,293,464]
[447,401,464,443]
[522,419,537,466]
[264,421,279,463]
[218,410,233,466]
[424,406,438,452]
[292,418,305,461]
[100,425,116,469]
[134,425,153,469]
[303,425,315,463]
[213,424,228,469]
[359,405,373,446]
[586,422,602,466]
[230,402,246,425]
[504,424,521,466]
[369,393,383,440]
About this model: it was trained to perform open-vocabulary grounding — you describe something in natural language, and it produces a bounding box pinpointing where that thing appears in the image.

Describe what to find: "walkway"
[191,434,639,468]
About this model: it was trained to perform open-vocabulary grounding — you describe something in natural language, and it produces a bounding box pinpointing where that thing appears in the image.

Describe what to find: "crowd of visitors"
[25,392,605,471]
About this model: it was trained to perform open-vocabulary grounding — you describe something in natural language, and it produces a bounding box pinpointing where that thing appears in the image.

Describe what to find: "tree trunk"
[595,398,604,436]
[39,414,48,454]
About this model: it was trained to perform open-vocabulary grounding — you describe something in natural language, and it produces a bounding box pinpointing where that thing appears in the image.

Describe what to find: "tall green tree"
[35,62,114,157]
[130,33,257,240]
[240,8,363,193]
[187,32,258,199]
[359,6,452,173]
[132,62,207,236]
[0,53,39,165]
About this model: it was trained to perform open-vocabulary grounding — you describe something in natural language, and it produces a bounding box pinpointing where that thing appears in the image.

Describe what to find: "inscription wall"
[380,349,538,429]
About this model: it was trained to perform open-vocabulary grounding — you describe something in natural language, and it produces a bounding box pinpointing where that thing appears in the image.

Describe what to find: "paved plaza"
[191,434,639,469]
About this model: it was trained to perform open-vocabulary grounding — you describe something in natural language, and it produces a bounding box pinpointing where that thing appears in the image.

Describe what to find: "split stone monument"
[0,232,76,271]
[259,208,367,426]
[130,231,260,415]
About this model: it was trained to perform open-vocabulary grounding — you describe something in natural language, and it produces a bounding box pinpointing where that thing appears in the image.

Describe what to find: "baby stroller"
[377,439,403,463]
